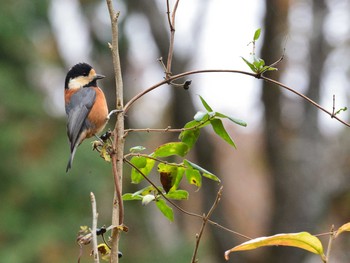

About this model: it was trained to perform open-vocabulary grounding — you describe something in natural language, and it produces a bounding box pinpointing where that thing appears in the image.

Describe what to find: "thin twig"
[260,76,350,128]
[331,94,335,117]
[325,225,335,263]
[123,69,256,113]
[314,232,333,238]
[124,68,350,128]
[124,153,184,167]
[124,113,215,136]
[157,57,168,74]
[191,186,223,263]
[125,126,179,134]
[166,0,173,31]
[165,0,181,78]
[90,192,99,263]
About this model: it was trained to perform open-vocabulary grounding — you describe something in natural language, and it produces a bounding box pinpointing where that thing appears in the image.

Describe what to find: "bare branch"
[124,153,184,167]
[191,186,223,263]
[124,113,214,136]
[124,69,255,113]
[260,75,350,128]
[166,0,173,32]
[165,0,181,78]
[331,94,335,117]
[325,225,335,263]
[124,69,350,128]
[90,192,99,263]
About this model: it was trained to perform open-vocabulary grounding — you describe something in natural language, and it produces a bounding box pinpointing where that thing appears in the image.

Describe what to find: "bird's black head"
[64,62,104,90]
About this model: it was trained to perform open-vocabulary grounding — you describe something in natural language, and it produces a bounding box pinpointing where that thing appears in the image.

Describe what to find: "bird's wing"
[66,88,96,150]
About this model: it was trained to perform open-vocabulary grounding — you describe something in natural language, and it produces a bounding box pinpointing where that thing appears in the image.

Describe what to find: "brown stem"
[123,69,350,128]
[191,186,223,263]
[106,1,124,263]
[124,69,255,113]
[325,225,335,263]
[124,113,215,136]
[260,76,350,127]
[165,0,181,78]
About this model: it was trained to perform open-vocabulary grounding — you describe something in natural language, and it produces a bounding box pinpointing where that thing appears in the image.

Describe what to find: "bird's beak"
[94,74,105,80]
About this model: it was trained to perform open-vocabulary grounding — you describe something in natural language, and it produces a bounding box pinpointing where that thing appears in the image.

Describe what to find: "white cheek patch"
[68,77,89,89]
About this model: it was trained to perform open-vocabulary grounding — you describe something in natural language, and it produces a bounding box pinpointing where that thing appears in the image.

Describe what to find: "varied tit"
[64,62,109,172]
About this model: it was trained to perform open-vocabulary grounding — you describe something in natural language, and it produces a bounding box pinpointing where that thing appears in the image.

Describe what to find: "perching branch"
[106,0,124,263]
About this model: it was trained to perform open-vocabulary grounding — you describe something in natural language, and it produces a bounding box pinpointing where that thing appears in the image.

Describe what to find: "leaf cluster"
[242,28,278,75]
[123,96,246,221]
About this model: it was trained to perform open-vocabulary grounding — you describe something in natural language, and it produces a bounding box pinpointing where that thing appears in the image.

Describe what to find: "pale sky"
[48,0,349,134]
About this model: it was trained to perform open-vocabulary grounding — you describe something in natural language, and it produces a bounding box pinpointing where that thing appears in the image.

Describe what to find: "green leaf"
[210,118,236,148]
[185,167,202,188]
[129,146,146,152]
[122,193,143,201]
[158,163,178,175]
[199,95,213,112]
[184,159,220,183]
[261,65,278,73]
[99,146,111,160]
[156,199,174,221]
[170,167,185,192]
[165,189,189,200]
[253,28,261,41]
[132,185,155,196]
[253,57,265,70]
[215,112,247,127]
[335,107,347,116]
[154,142,189,158]
[224,232,326,261]
[179,120,201,149]
[130,156,155,184]
[241,57,257,73]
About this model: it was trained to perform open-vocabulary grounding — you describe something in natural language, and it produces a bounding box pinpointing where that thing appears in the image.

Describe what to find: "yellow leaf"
[98,243,110,261]
[335,222,350,238]
[224,232,325,261]
[100,145,111,162]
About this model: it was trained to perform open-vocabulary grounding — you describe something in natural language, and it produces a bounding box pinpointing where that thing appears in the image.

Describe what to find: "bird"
[64,62,109,172]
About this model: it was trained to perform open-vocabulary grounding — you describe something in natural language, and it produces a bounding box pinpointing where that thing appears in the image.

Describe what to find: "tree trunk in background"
[128,1,236,261]
[261,0,331,263]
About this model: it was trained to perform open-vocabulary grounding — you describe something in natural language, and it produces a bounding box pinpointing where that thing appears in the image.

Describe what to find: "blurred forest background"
[1,0,350,262]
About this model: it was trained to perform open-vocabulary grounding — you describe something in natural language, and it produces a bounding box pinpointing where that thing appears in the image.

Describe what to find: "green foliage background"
[0,2,115,262]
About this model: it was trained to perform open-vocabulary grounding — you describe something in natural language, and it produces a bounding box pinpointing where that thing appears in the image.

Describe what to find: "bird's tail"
[66,144,78,173]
